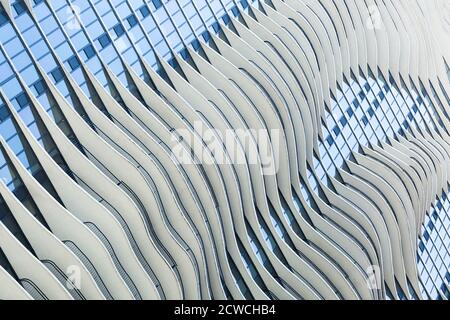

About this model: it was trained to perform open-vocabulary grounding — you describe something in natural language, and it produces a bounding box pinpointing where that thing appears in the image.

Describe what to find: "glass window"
[113,23,125,37]
[13,1,27,16]
[83,44,95,59]
[126,14,138,28]
[50,67,64,83]
[67,55,80,71]
[97,33,111,48]
[139,5,150,18]
[0,9,9,26]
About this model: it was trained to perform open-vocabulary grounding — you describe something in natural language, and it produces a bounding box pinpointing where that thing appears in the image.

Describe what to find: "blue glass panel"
[0,8,8,26]
[33,79,45,95]
[139,5,150,18]
[83,44,95,59]
[97,33,111,48]
[0,104,8,121]
[67,55,80,71]
[15,92,28,108]
[126,14,138,28]
[13,1,26,15]
[152,0,162,10]
[113,23,125,37]
[50,67,63,83]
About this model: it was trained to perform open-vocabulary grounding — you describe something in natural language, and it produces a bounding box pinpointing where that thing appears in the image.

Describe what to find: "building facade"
[0,0,449,300]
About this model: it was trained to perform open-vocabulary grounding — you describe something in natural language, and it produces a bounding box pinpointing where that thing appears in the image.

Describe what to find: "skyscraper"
[0,0,449,300]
